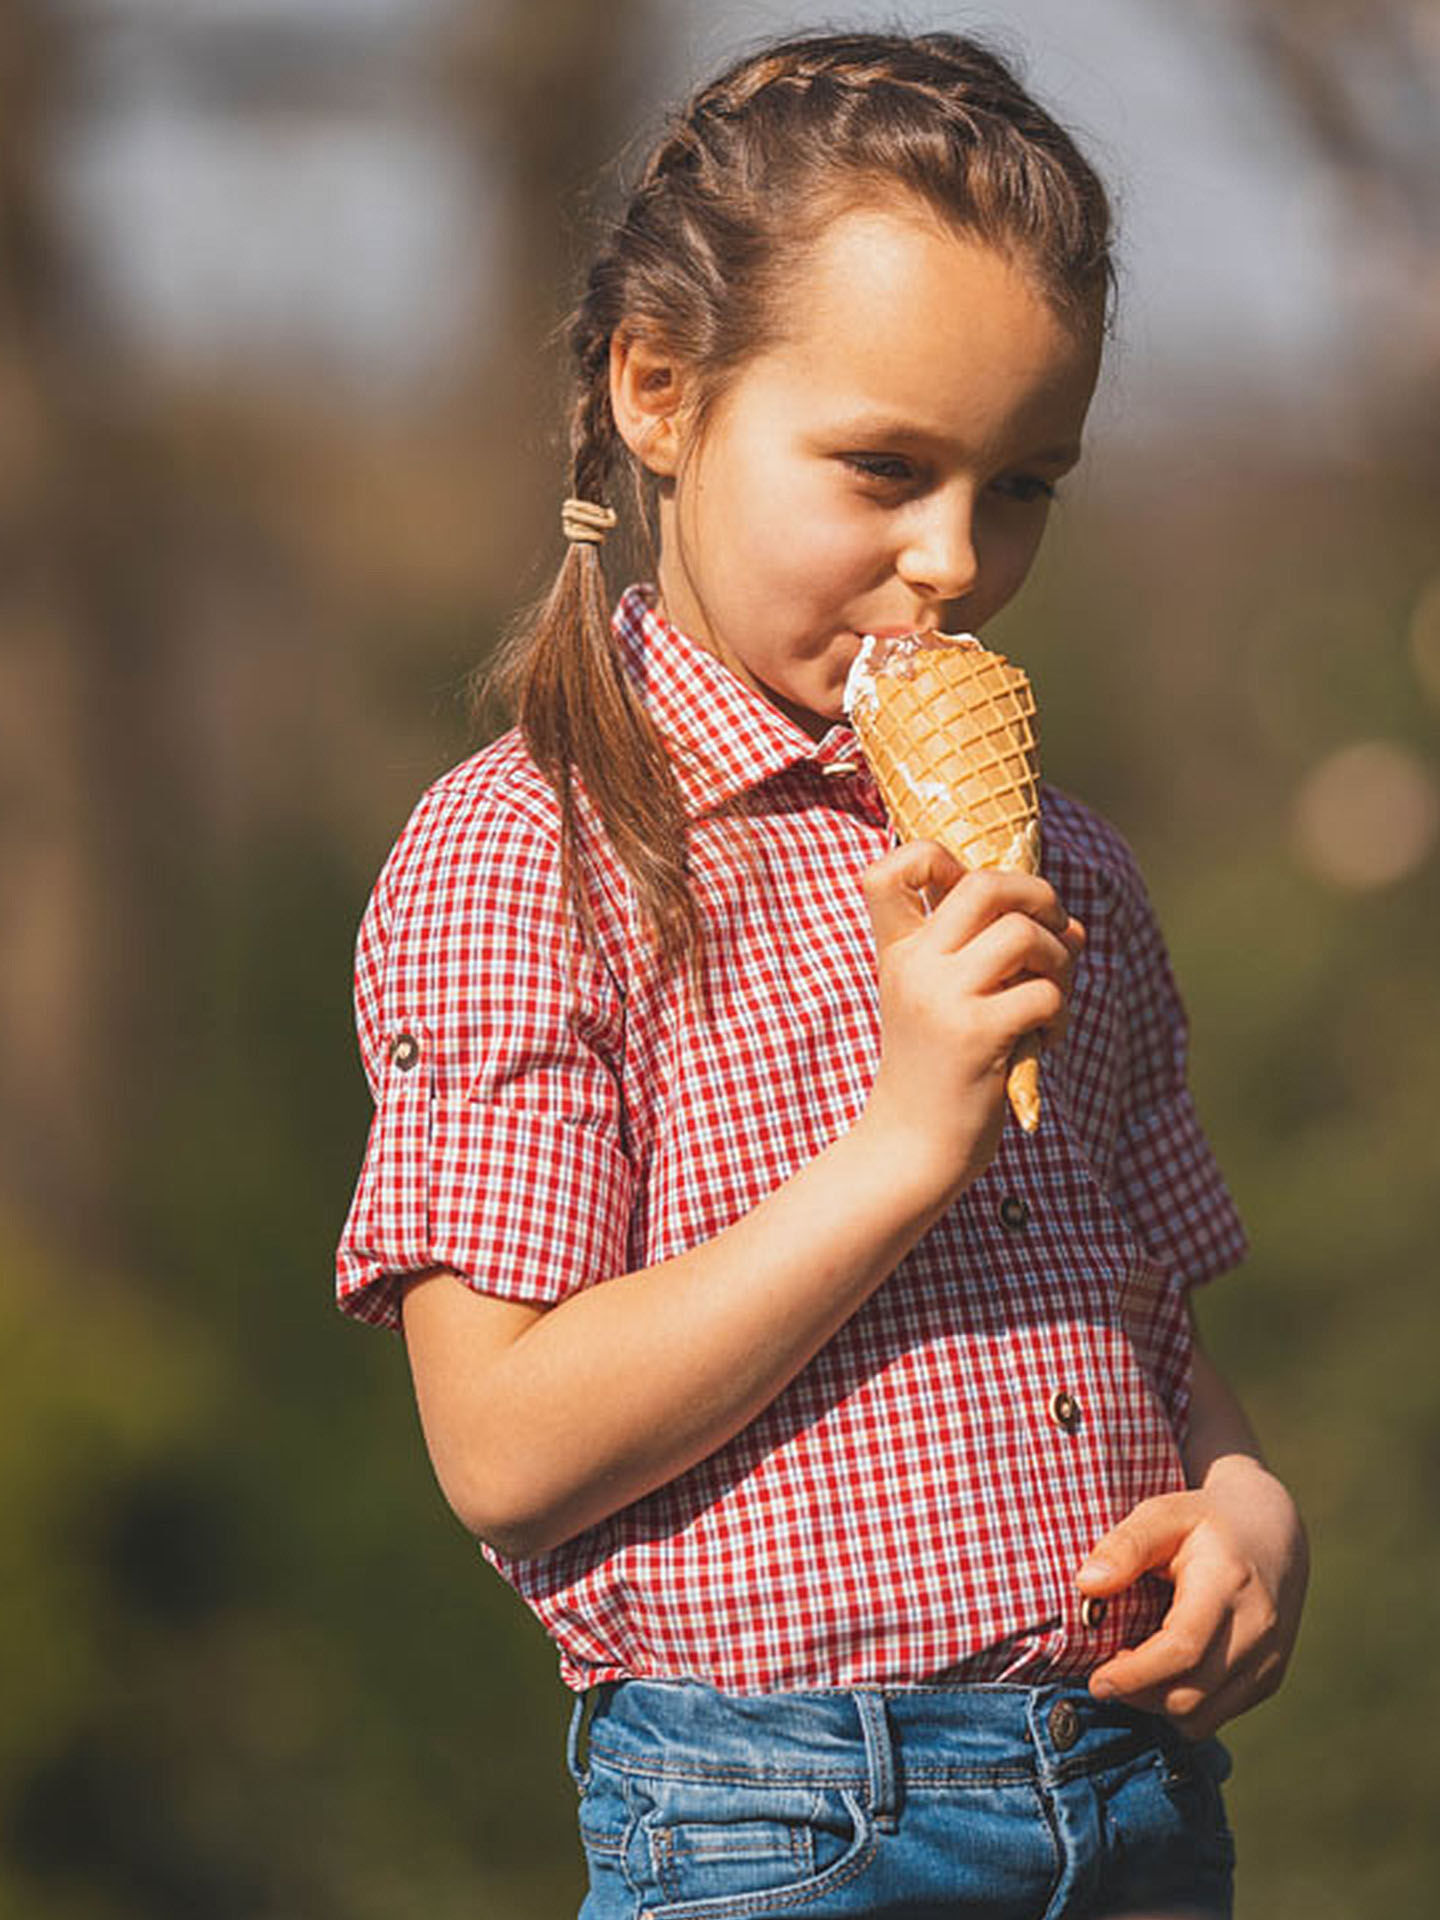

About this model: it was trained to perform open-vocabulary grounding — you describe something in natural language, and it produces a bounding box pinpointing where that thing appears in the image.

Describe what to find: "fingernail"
[1090,1678,1115,1700]
[1079,1555,1113,1582]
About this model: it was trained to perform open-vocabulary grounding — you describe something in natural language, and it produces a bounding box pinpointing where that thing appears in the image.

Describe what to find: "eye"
[990,472,1060,505]
[842,452,919,487]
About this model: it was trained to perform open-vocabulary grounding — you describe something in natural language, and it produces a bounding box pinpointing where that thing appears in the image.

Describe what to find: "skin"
[401,199,1307,1737]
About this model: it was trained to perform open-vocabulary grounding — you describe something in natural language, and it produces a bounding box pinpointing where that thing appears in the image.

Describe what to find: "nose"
[896,495,979,606]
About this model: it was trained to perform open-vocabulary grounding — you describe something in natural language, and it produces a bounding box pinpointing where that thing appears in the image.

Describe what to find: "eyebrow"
[825,415,1084,468]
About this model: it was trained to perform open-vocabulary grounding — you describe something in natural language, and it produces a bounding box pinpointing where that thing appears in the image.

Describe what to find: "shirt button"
[1047,1699,1081,1751]
[389,1031,421,1072]
[1081,1596,1109,1630]
[998,1193,1029,1230]
[1048,1390,1082,1434]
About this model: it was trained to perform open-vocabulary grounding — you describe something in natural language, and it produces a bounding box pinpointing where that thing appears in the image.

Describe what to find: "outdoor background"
[2,1,1437,1915]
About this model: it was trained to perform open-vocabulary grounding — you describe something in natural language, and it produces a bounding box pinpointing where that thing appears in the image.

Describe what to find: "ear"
[609,330,690,478]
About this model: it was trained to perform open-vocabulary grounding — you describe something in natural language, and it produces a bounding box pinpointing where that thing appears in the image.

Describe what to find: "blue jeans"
[568,1679,1233,1919]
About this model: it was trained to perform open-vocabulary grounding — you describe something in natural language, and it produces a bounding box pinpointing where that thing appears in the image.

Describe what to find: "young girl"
[336,31,1306,1919]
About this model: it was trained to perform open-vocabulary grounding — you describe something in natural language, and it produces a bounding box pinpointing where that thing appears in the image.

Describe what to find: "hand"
[1078,1456,1309,1740]
[859,841,1084,1203]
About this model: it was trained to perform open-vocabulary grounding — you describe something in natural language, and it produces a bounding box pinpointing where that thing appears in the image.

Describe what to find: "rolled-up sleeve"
[335,771,635,1331]
[1108,856,1248,1289]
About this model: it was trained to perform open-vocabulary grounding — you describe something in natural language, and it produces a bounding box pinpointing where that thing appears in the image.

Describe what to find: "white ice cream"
[842,629,982,721]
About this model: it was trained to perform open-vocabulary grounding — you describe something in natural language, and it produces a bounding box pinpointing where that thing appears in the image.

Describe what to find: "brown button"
[1048,1390,1082,1434]
[998,1193,1029,1230]
[389,1031,421,1072]
[1081,1596,1108,1630]
[1047,1699,1081,1751]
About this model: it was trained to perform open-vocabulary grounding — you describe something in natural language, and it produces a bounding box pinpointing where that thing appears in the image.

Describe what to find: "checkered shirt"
[336,585,1248,1694]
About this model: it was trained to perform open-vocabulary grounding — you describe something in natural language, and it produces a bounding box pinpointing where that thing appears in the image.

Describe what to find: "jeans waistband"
[576,1678,1185,1798]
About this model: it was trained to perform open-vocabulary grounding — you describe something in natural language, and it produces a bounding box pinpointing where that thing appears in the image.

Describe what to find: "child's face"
[629,202,1101,740]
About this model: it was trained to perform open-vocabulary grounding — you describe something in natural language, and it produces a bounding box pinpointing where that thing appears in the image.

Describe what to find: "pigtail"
[487,333,703,981]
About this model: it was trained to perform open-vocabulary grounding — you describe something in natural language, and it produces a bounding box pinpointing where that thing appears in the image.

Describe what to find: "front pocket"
[650,1810,815,1897]
[631,1777,874,1918]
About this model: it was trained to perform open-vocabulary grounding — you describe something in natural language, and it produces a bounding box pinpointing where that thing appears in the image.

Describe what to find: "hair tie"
[562,497,618,547]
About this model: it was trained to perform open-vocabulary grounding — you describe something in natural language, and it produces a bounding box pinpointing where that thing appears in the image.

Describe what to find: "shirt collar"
[613,584,863,814]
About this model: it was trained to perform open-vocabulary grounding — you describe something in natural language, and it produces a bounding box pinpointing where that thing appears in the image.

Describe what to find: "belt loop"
[852,1691,899,1831]
[566,1684,606,1789]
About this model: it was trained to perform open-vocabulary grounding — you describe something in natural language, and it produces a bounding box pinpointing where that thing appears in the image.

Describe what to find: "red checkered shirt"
[336,585,1247,1694]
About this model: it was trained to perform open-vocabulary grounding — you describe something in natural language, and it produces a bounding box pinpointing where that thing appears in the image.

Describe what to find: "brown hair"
[485,30,1114,977]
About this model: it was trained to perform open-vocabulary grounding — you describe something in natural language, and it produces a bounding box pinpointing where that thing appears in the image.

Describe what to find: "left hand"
[1077,1454,1309,1740]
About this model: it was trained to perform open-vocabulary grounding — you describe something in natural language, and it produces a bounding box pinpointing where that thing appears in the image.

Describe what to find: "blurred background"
[2,0,1436,1914]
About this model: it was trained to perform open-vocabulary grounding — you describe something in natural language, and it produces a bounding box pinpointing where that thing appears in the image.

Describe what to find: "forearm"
[1182,1318,1266,1486]
[406,1107,956,1557]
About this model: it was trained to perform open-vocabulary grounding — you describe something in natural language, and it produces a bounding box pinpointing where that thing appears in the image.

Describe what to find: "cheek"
[752,493,881,592]
[979,514,1050,616]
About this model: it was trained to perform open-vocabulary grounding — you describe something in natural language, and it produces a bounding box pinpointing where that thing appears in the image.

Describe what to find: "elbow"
[470,1507,566,1562]
[439,1466,579,1561]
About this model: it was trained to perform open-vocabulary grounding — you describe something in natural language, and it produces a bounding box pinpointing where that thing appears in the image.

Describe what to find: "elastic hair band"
[562,497,618,547]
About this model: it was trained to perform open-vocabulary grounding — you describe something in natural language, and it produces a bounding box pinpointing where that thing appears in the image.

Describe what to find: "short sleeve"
[1108,853,1248,1290]
[334,769,636,1331]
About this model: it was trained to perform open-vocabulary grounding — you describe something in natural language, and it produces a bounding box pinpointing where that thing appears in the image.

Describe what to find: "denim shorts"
[568,1678,1234,1919]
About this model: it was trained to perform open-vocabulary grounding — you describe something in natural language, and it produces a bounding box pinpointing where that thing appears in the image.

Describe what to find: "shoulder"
[369,730,563,923]
[353,730,575,1010]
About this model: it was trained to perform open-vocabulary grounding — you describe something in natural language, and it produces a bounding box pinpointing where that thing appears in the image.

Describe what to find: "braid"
[489,297,702,978]
[487,28,1114,982]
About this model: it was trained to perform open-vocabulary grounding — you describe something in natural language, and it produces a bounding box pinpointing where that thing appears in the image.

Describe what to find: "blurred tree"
[0,0,109,1231]
[1,3,661,1915]
[436,0,659,582]
[1235,0,1439,443]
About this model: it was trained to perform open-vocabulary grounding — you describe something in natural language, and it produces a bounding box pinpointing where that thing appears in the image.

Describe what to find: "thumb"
[860,840,965,949]
[1077,1492,1200,1594]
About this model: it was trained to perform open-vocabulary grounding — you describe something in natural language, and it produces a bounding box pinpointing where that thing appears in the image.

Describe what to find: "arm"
[403,845,1083,1559]
[1077,1305,1309,1738]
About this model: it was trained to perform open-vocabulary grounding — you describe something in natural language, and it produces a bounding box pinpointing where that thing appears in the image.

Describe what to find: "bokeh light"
[1291,739,1440,889]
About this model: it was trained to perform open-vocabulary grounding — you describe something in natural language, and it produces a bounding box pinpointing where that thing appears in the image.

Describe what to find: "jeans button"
[1048,1699,1081,1751]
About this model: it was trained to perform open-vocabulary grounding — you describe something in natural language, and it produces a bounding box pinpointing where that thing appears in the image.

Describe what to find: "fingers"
[925,862,1075,952]
[1091,1596,1283,1740]
[863,847,1082,968]
[1088,1583,1229,1713]
[1081,1488,1296,1739]
[946,905,1077,1005]
[860,840,967,948]
[1077,1493,1200,1595]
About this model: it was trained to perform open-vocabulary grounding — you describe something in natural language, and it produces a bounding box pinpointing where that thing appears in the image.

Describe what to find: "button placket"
[998,1193,1029,1230]
[1048,1389,1082,1434]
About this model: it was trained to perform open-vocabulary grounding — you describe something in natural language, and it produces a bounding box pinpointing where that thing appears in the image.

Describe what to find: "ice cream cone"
[845,632,1044,1132]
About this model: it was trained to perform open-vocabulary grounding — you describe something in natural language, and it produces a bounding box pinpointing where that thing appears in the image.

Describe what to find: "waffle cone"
[847,633,1044,1132]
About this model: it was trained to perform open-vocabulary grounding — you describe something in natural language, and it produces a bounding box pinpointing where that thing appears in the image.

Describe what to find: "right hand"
[858,841,1084,1204]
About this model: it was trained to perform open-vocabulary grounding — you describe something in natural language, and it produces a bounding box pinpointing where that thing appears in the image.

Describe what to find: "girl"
[336,31,1307,1919]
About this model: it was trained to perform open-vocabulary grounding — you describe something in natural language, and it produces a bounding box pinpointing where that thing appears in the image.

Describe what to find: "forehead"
[746,203,1100,443]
